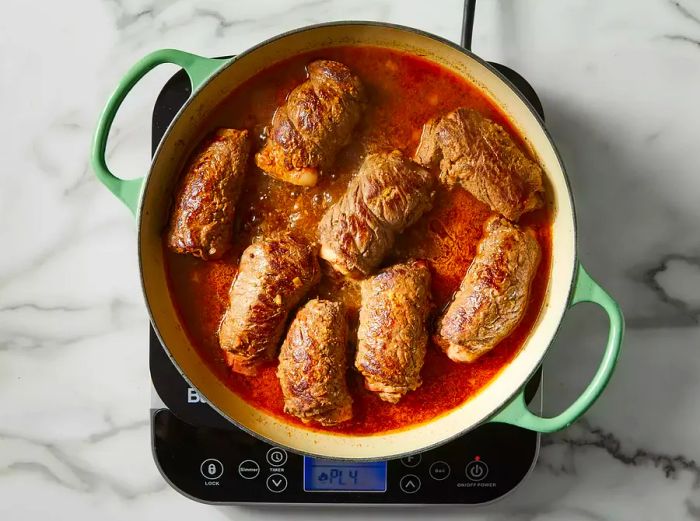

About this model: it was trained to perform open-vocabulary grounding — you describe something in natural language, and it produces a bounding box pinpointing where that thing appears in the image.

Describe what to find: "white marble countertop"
[2,0,700,519]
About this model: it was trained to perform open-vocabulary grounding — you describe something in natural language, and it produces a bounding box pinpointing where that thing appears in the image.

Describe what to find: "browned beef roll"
[318,150,434,278]
[166,128,251,259]
[255,60,366,187]
[415,108,543,221]
[277,299,352,426]
[218,234,320,375]
[355,260,431,403]
[435,215,541,362]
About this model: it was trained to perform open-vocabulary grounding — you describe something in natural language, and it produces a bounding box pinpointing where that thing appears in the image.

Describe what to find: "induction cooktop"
[149,0,547,505]
[149,68,545,508]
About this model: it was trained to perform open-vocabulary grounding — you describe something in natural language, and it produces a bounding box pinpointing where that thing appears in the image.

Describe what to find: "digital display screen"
[303,457,387,492]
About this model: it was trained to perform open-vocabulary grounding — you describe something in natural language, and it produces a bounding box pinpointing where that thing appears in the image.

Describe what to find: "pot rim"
[138,20,578,460]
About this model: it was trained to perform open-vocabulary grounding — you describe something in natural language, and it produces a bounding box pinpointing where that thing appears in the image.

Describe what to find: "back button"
[429,461,451,481]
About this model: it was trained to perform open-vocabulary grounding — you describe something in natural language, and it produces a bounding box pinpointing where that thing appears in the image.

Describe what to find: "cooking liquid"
[163,46,552,435]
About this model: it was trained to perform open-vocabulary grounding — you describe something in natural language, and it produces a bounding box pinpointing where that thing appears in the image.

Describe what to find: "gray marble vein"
[669,0,700,25]
[627,254,700,328]
[0,421,166,500]
[686,499,700,521]
[663,34,700,47]
[104,0,161,30]
[542,419,700,483]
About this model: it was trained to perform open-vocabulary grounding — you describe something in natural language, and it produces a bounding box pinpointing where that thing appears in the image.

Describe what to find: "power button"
[465,458,489,482]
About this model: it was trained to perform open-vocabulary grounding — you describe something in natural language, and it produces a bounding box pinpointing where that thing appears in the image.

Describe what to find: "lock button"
[200,458,224,479]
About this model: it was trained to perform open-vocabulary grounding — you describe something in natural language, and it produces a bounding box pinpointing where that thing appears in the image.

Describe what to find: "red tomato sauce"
[163,46,553,435]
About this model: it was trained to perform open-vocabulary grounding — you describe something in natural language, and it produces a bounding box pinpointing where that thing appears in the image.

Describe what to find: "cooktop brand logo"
[187,387,207,404]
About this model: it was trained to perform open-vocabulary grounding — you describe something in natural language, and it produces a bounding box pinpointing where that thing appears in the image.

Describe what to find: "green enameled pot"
[91,22,624,460]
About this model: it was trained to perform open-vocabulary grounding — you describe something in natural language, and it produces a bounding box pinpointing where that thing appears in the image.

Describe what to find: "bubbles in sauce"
[163,46,553,435]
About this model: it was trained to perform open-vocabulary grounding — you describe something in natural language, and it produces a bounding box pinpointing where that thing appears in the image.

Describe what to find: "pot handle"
[90,49,228,216]
[490,263,624,432]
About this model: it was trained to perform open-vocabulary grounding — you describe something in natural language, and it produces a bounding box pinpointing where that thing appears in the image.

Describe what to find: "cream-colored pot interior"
[140,23,576,460]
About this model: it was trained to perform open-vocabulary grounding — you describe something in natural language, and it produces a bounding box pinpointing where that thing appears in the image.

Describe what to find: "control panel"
[152,408,538,504]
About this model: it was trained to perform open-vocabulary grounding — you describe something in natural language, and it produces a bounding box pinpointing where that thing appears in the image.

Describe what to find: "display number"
[317,469,358,485]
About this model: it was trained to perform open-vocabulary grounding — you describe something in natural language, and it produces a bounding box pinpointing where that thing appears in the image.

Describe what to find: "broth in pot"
[163,46,552,435]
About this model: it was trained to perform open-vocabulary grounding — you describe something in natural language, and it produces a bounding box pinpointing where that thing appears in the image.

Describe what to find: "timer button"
[266,473,288,493]
[266,447,288,466]
[429,461,451,481]
[200,458,224,480]
[465,459,489,482]
[399,474,421,494]
[400,454,421,468]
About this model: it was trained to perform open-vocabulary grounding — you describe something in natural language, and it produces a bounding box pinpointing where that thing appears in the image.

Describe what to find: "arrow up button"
[399,474,421,494]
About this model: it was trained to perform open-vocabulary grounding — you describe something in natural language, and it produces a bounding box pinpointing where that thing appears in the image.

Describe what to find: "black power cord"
[461,0,477,50]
